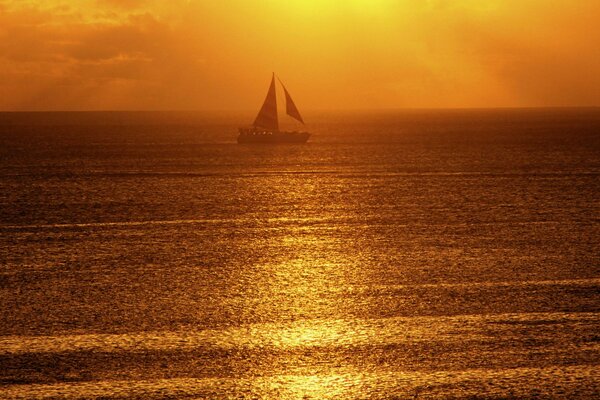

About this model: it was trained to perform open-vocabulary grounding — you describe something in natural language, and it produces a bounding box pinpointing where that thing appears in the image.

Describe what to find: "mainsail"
[253,74,279,131]
[279,79,305,125]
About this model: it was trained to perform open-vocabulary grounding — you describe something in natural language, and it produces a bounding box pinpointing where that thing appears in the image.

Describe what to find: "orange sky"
[0,0,599,111]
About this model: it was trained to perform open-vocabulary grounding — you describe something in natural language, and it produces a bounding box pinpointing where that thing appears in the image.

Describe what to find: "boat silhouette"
[238,73,310,144]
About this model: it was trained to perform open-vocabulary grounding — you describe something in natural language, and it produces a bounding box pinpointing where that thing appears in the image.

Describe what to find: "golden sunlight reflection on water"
[2,312,597,355]
[3,366,598,399]
[2,111,599,398]
[231,169,370,324]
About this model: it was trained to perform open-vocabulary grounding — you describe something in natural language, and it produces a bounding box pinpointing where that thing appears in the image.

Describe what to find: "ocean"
[0,109,599,399]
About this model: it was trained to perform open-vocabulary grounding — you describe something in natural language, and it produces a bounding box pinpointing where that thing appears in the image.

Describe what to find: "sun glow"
[283,0,396,14]
[0,0,599,110]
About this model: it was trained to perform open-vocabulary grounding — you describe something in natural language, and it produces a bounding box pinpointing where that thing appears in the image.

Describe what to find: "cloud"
[96,0,147,9]
[67,14,168,61]
[443,1,600,106]
[0,2,210,110]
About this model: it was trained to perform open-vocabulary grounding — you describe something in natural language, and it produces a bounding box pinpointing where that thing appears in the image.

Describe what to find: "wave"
[1,365,598,399]
[1,310,597,356]
[2,170,599,179]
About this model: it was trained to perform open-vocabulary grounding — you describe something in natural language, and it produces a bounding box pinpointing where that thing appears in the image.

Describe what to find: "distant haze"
[1,0,599,111]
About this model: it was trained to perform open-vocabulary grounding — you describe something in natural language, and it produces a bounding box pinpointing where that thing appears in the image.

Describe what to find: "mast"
[253,73,279,131]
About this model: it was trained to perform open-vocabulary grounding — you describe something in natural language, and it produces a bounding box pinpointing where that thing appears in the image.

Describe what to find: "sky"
[0,0,599,111]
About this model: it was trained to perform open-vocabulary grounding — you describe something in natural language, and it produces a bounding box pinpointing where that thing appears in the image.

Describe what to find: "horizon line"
[1,106,599,114]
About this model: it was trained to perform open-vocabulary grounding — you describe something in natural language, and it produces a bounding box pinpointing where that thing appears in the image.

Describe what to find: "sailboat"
[238,73,310,144]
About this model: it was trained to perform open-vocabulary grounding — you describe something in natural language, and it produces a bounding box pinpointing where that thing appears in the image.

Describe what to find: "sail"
[253,74,279,131]
[280,80,305,125]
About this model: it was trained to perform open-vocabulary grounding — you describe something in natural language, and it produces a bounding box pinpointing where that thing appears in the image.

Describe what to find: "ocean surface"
[0,109,599,399]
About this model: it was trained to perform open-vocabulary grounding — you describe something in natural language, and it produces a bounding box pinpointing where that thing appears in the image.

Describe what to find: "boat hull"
[237,130,310,144]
